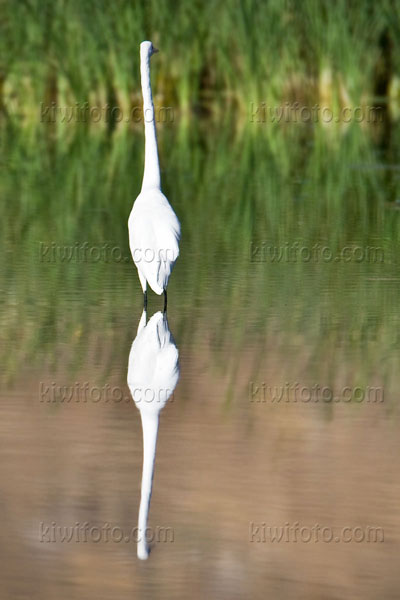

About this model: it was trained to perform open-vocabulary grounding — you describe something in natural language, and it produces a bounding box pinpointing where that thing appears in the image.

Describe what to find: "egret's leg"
[138,271,147,309]
[163,289,167,313]
[137,309,147,334]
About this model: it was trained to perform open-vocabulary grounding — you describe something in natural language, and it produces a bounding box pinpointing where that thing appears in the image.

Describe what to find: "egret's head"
[140,41,159,58]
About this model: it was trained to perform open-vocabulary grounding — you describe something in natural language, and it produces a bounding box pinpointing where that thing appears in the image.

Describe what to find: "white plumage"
[127,310,179,559]
[128,41,180,298]
[128,309,179,412]
[128,189,180,295]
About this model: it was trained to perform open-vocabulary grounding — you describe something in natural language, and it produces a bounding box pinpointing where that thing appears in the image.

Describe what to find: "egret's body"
[127,310,180,559]
[128,41,180,302]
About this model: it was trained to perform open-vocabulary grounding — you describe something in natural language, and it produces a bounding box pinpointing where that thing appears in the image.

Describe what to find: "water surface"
[1,120,400,599]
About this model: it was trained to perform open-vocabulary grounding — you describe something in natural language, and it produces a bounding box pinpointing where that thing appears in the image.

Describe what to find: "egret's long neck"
[140,53,161,190]
[137,411,159,559]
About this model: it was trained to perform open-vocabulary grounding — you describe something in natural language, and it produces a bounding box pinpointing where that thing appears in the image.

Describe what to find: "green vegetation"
[2,0,400,123]
[1,0,400,405]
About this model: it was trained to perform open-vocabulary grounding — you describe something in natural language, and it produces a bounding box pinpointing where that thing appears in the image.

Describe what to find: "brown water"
[1,121,400,598]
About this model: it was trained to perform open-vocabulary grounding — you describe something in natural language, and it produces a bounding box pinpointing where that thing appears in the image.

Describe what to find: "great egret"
[127,309,180,559]
[128,41,180,310]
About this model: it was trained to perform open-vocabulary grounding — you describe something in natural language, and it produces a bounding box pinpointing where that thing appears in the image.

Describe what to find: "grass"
[1,0,400,124]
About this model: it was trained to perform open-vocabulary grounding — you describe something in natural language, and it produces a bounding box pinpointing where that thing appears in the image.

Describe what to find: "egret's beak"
[152,47,159,54]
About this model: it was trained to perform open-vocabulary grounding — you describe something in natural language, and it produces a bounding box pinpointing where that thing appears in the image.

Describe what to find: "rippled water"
[1,120,400,599]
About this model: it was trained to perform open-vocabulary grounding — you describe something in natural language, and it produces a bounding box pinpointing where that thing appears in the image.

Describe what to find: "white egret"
[128,41,180,310]
[127,309,180,559]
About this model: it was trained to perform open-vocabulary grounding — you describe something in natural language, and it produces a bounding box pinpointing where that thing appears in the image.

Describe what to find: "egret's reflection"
[127,309,179,559]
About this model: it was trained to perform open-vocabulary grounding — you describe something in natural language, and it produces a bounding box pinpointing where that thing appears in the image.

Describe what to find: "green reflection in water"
[1,119,400,411]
